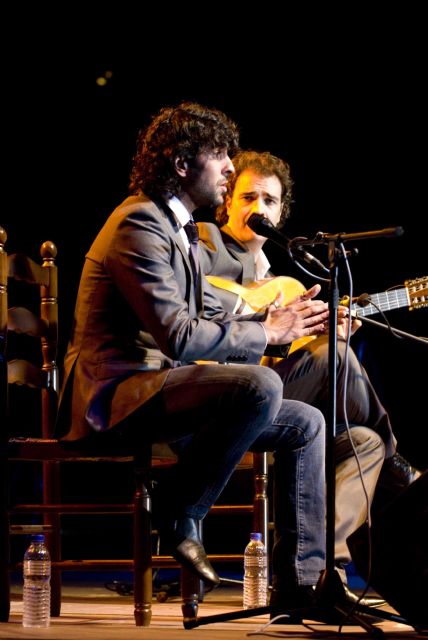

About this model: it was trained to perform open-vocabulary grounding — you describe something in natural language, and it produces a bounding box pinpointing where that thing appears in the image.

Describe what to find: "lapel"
[220,226,257,283]
[156,199,204,310]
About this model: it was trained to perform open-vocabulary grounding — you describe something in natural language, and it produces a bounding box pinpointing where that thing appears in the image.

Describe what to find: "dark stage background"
[3,8,427,534]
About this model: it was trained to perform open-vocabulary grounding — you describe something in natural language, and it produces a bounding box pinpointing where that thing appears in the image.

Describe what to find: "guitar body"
[206,274,305,308]
[205,274,428,361]
[205,275,316,355]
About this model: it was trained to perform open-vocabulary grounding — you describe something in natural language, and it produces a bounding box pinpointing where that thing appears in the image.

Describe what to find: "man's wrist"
[259,322,269,351]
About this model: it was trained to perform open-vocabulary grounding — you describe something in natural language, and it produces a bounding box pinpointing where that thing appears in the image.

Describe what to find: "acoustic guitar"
[206,274,428,357]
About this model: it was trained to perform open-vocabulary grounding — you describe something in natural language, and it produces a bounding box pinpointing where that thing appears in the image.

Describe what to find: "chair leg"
[252,452,269,557]
[133,452,152,627]
[50,553,61,618]
[1,358,10,622]
[181,568,201,622]
[44,460,61,617]
[0,453,10,622]
[181,519,203,622]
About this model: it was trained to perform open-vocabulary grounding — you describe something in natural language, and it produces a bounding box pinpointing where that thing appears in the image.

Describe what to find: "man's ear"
[174,156,188,177]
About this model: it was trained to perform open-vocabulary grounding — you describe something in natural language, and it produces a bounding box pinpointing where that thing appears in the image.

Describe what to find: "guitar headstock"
[406,276,428,310]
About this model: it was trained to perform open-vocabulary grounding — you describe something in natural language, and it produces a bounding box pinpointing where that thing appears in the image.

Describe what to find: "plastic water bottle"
[243,531,268,609]
[22,534,51,628]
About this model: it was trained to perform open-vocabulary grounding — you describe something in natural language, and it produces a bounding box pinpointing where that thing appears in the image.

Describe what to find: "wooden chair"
[0,227,179,626]
[0,226,269,626]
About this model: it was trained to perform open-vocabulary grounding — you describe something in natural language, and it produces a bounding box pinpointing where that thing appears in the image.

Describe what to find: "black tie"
[184,219,200,285]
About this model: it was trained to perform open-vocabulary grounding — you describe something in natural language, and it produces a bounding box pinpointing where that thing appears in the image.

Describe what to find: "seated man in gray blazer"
[58,103,336,620]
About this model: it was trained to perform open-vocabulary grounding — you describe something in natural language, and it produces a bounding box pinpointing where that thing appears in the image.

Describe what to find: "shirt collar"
[255,248,271,281]
[166,195,192,228]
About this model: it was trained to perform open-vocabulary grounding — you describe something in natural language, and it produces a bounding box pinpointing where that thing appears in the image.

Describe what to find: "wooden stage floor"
[1,576,425,639]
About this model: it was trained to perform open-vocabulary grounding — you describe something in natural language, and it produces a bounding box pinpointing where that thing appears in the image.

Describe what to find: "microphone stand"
[290,228,413,631]
[306,235,385,632]
[183,227,411,634]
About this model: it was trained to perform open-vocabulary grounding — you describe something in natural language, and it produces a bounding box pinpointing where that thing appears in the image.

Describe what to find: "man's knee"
[350,426,384,451]
[305,405,325,441]
[335,426,385,464]
[249,365,284,398]
[277,399,325,445]
[232,365,284,419]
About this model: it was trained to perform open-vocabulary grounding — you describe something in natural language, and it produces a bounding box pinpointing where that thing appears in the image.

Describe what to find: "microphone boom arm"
[297,227,404,246]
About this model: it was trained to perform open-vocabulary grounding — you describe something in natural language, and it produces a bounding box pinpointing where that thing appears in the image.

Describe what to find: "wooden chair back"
[0,226,269,626]
[0,227,178,626]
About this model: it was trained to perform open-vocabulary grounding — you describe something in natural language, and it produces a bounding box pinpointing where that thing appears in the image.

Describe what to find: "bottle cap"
[250,532,262,541]
[30,534,45,543]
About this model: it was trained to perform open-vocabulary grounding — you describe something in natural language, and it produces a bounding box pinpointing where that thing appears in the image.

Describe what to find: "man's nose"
[250,198,266,215]
[224,155,234,175]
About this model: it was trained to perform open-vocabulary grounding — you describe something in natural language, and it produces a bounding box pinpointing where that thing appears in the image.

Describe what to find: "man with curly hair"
[58,103,333,613]
[198,149,420,610]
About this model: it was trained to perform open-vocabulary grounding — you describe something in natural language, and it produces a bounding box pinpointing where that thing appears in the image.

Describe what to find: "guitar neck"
[352,287,409,317]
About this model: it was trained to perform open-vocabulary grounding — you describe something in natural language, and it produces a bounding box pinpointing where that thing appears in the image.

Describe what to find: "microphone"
[247,213,329,273]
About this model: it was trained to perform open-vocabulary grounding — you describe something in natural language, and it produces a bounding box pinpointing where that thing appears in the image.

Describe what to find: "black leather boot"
[342,584,386,608]
[372,452,421,514]
[161,516,220,587]
[269,580,385,625]
[380,453,421,490]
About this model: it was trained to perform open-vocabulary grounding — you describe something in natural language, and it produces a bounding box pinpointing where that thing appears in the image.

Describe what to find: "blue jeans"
[135,362,327,587]
[273,336,396,457]
[250,393,326,587]
[272,338,390,581]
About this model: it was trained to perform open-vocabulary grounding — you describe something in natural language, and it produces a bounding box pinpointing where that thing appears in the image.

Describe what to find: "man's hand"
[262,284,329,345]
[336,305,362,339]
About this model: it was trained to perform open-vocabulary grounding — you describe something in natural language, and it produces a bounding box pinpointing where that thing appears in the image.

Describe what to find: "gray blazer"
[58,196,267,440]
[198,222,259,312]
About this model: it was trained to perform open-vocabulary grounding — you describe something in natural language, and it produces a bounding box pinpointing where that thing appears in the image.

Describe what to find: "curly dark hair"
[129,102,240,197]
[216,150,294,228]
